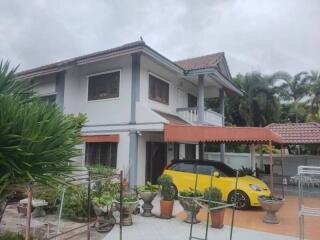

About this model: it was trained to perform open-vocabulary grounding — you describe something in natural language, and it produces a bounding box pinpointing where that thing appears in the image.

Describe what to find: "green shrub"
[203,187,223,209]
[136,182,159,192]
[0,232,44,240]
[179,188,203,198]
[62,185,89,219]
[32,184,61,210]
[239,166,254,176]
[88,165,115,176]
[157,174,175,201]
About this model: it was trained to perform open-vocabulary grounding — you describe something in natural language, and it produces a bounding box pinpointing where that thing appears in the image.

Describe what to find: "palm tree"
[0,61,83,224]
[308,71,320,121]
[276,71,310,122]
[230,72,281,126]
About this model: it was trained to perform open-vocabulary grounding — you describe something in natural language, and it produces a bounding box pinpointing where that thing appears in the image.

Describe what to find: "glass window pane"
[88,71,120,101]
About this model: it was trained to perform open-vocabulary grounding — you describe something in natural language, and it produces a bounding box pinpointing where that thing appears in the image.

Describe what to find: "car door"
[171,162,196,191]
[195,164,234,201]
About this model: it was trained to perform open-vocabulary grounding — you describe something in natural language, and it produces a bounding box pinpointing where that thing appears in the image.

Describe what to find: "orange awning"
[164,124,282,144]
[81,134,119,143]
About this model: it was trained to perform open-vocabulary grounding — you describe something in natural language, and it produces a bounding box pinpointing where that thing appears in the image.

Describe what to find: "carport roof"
[164,124,283,144]
[266,122,320,144]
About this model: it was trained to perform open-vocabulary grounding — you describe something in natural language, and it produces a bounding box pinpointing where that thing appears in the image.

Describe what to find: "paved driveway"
[105,214,297,240]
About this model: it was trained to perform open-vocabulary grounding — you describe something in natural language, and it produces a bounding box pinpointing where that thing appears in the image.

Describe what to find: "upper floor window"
[149,74,169,105]
[88,71,120,101]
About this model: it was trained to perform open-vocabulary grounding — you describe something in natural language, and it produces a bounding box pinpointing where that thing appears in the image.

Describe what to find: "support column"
[219,88,225,163]
[130,53,141,124]
[250,144,256,176]
[128,130,138,190]
[55,71,65,109]
[269,141,274,194]
[128,53,140,189]
[280,145,285,198]
[197,75,205,123]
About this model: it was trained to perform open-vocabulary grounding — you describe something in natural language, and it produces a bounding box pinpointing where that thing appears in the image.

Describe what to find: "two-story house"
[16,41,242,187]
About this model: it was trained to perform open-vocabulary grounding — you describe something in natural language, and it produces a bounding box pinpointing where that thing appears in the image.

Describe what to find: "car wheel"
[228,190,250,210]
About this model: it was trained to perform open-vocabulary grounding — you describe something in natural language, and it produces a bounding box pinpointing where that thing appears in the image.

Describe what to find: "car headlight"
[249,184,262,191]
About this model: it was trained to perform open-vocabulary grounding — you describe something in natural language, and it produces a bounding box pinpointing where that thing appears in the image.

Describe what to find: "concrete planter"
[139,191,158,217]
[178,195,202,224]
[115,200,139,226]
[92,203,116,233]
[258,196,284,224]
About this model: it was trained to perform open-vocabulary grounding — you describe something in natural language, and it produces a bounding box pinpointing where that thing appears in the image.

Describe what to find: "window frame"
[148,72,170,105]
[85,142,118,168]
[86,69,121,102]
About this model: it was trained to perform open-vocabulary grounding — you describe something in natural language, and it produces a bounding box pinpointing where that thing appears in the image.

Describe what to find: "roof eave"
[184,68,242,96]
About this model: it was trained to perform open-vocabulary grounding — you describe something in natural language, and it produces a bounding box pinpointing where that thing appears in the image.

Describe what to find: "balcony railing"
[176,107,223,126]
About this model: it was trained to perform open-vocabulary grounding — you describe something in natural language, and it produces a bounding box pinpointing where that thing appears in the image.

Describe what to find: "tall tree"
[308,71,320,121]
[225,72,281,126]
[276,71,310,122]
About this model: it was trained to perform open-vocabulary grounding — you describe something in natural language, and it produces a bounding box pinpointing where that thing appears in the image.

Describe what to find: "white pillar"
[197,75,205,123]
[250,143,256,176]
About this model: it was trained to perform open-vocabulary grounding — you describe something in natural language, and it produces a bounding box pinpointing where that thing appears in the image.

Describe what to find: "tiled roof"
[175,53,224,71]
[266,122,320,144]
[164,124,283,143]
[155,111,189,125]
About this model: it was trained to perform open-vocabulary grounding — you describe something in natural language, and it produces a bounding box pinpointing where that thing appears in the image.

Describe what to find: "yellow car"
[163,160,271,209]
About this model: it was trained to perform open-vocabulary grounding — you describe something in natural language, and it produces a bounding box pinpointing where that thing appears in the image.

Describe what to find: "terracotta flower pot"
[160,200,174,219]
[210,209,225,229]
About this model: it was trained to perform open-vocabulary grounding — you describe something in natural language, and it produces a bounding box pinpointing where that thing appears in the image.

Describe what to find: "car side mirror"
[213,171,220,178]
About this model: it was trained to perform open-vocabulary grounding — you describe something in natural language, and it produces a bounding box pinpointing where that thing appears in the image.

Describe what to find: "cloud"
[0,0,319,75]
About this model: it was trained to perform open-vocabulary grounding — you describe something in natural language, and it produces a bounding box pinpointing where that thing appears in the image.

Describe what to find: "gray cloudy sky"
[0,0,319,75]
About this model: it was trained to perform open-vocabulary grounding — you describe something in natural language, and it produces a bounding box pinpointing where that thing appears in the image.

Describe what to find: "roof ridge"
[175,52,224,63]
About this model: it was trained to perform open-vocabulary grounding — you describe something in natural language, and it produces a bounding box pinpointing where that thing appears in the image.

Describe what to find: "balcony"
[176,107,223,126]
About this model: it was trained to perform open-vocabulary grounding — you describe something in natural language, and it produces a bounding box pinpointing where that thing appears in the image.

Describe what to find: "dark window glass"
[41,94,56,104]
[88,71,120,101]
[214,162,237,177]
[179,163,195,173]
[149,74,169,104]
[196,165,215,175]
[85,142,117,168]
[188,94,197,108]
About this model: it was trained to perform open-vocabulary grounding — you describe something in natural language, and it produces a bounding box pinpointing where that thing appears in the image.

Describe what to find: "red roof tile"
[164,124,282,143]
[266,122,320,144]
[175,53,224,71]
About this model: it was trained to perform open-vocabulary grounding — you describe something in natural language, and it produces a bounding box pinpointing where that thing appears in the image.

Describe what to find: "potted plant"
[92,194,116,232]
[258,195,284,224]
[157,174,175,219]
[137,182,159,217]
[114,193,139,226]
[203,187,225,229]
[178,188,203,224]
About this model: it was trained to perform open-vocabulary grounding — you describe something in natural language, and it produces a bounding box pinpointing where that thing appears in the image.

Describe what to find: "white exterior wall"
[140,55,197,115]
[63,55,132,125]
